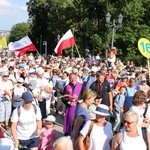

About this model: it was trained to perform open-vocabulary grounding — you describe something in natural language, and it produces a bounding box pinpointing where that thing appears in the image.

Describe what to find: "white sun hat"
[93,104,110,116]
[43,115,56,122]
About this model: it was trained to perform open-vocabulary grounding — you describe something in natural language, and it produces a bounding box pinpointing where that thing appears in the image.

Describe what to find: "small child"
[88,96,102,119]
[39,115,57,150]
[113,86,126,133]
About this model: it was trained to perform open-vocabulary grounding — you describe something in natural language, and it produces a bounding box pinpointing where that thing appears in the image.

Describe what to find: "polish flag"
[8,36,37,56]
[54,29,76,55]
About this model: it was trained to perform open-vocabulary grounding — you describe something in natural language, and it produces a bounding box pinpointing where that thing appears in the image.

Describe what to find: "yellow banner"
[0,37,7,48]
[138,38,150,58]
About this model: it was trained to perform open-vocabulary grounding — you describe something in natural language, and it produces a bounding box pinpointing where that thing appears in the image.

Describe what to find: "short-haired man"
[90,71,113,112]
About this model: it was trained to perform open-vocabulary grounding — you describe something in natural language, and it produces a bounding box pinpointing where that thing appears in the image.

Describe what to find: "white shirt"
[9,74,17,83]
[24,76,37,84]
[11,105,42,140]
[36,77,48,89]
[80,121,113,150]
[119,128,146,150]
[13,86,26,100]
[12,85,27,107]
[0,80,13,97]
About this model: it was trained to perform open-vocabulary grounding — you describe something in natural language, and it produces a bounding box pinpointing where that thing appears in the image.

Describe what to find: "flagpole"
[40,34,42,54]
[36,50,40,55]
[75,44,81,58]
[71,28,81,58]
[71,28,74,58]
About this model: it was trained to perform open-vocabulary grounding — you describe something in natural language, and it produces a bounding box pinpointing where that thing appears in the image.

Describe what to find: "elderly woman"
[77,104,113,150]
[111,110,150,150]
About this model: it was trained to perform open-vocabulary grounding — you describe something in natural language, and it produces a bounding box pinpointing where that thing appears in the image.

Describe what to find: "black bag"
[141,127,148,150]
[61,98,69,106]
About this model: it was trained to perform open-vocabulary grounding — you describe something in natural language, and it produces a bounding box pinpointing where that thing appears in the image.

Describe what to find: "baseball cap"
[22,92,33,103]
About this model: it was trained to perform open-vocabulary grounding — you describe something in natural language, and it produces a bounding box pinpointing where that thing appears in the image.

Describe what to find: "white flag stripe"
[54,29,74,53]
[8,36,32,51]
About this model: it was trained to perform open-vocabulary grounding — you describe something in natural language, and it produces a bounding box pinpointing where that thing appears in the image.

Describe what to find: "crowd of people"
[0,48,150,150]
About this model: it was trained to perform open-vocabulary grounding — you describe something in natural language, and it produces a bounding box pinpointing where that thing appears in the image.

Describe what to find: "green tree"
[26,0,150,64]
[9,22,31,42]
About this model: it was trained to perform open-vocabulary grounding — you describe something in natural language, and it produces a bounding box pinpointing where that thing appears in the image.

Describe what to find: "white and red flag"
[8,36,37,57]
[54,29,76,55]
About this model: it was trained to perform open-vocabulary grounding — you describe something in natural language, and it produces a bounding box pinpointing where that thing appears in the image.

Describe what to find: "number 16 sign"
[138,38,150,58]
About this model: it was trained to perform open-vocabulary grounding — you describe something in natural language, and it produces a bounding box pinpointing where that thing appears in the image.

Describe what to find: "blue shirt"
[125,86,137,109]
[114,94,125,109]
[74,104,90,131]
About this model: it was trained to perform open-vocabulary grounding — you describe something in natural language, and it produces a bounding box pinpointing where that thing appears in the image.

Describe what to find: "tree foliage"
[26,0,150,64]
[9,22,31,42]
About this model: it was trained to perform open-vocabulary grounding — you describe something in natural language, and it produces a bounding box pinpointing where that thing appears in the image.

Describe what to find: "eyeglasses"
[123,120,135,125]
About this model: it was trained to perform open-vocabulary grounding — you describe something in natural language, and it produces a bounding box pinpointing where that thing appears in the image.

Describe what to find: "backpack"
[142,102,149,150]
[17,104,37,117]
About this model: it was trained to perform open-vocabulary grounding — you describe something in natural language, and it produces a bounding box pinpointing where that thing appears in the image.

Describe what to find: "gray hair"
[123,110,138,123]
[53,136,74,150]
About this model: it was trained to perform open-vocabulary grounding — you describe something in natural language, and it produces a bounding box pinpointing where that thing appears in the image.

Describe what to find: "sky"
[0,0,29,30]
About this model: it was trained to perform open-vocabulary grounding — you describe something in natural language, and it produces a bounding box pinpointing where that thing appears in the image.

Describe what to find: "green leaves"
[9,22,30,42]
[22,0,150,63]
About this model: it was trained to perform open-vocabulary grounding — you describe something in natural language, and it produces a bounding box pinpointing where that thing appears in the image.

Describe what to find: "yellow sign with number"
[138,38,150,58]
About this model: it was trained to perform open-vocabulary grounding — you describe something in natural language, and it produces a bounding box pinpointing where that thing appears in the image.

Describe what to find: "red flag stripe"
[57,37,75,55]
[14,43,37,52]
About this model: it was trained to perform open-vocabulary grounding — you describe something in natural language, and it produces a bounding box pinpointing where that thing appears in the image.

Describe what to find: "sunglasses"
[123,120,135,125]
[3,76,9,77]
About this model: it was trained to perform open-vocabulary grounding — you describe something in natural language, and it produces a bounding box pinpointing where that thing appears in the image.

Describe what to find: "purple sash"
[66,82,82,102]
[63,82,82,135]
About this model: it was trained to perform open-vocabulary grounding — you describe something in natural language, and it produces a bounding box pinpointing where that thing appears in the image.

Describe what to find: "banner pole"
[75,44,81,58]
[71,28,74,58]
[147,58,150,85]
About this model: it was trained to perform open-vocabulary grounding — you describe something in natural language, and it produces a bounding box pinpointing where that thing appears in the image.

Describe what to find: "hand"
[14,139,19,148]
[69,94,77,99]
[70,102,76,106]
[64,94,70,97]
[37,128,41,136]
